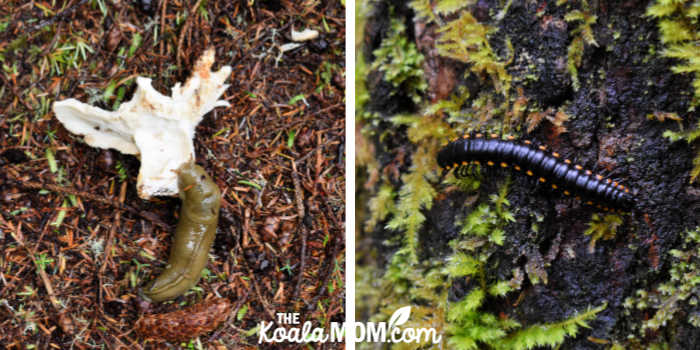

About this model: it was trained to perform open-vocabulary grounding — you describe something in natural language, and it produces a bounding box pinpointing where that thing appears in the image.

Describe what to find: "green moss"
[564,7,598,91]
[436,11,512,96]
[623,226,700,332]
[370,17,428,105]
[584,213,623,253]
[411,0,473,22]
[647,0,700,181]
[365,184,396,232]
[377,112,452,264]
[359,177,608,349]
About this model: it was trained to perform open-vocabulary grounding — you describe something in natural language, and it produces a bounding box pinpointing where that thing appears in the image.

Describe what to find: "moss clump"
[565,7,598,91]
[584,213,623,253]
[372,180,608,350]
[436,11,512,96]
[370,17,428,105]
[624,226,700,332]
[385,114,450,261]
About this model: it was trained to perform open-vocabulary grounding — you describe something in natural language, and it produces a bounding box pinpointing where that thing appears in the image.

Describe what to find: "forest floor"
[356,0,698,349]
[0,1,345,348]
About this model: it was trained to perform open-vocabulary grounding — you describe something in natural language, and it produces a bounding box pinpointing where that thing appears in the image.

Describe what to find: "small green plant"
[436,11,512,95]
[365,184,396,232]
[115,160,127,182]
[584,213,623,253]
[281,260,295,276]
[34,253,55,272]
[624,226,700,332]
[42,35,94,76]
[565,8,598,91]
[370,18,428,104]
[386,144,438,261]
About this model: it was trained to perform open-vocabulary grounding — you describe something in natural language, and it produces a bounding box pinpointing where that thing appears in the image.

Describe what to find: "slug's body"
[437,134,635,211]
[143,162,221,302]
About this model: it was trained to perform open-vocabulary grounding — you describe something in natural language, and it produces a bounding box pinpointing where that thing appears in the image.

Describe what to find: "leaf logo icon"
[388,306,411,330]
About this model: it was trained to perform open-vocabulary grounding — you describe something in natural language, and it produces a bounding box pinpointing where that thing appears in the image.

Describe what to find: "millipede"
[437,133,635,212]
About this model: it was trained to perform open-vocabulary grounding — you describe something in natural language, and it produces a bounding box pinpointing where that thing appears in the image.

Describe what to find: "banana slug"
[142,162,221,302]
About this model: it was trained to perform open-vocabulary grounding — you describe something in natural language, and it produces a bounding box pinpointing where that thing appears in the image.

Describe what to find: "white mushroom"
[53,48,231,199]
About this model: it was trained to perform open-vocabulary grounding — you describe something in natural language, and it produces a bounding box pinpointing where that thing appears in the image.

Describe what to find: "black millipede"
[437,133,635,211]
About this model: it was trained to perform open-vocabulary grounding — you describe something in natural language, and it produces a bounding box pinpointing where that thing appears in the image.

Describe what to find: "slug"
[134,297,231,341]
[142,162,221,302]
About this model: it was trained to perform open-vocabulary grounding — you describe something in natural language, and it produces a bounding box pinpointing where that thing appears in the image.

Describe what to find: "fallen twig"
[291,160,307,300]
